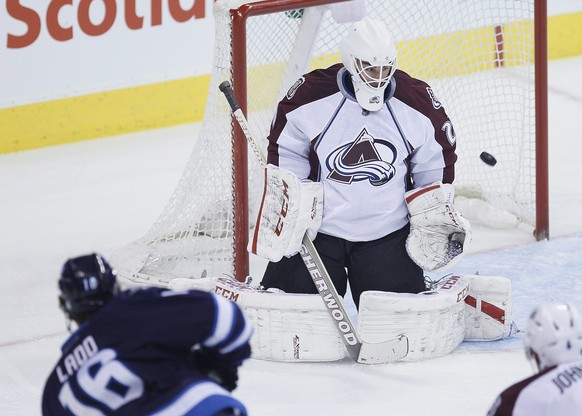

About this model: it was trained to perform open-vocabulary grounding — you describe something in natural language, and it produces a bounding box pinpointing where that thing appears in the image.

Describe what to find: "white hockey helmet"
[340,18,397,111]
[524,303,582,371]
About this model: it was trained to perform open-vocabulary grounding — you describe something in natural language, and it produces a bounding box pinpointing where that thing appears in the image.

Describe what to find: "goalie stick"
[219,81,408,364]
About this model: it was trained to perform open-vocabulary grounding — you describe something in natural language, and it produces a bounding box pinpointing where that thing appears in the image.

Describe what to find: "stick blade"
[357,334,409,364]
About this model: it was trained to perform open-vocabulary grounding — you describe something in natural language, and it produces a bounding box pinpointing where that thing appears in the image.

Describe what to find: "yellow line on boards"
[0,76,209,154]
[548,12,582,59]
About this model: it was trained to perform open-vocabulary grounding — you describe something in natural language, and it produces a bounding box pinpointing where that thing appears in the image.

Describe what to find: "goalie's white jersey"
[267,64,457,242]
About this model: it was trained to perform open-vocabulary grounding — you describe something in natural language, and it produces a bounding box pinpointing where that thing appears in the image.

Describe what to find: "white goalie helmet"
[340,18,397,111]
[524,303,582,371]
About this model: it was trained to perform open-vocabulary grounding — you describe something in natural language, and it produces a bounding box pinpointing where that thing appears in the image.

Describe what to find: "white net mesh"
[112,0,538,285]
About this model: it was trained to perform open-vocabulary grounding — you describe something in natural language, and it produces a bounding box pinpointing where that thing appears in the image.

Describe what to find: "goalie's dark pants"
[260,223,426,309]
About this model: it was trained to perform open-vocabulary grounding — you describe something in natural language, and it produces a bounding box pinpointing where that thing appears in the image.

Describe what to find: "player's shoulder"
[392,69,444,114]
[490,366,564,416]
[118,286,211,299]
[304,63,343,84]
[393,69,429,88]
[108,287,216,309]
[488,371,544,415]
[282,63,342,106]
[91,287,218,332]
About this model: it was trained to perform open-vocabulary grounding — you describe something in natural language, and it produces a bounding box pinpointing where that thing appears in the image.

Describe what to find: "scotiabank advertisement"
[1,0,214,108]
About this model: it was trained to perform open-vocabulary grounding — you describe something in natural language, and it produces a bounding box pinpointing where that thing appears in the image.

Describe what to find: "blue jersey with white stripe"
[42,288,251,415]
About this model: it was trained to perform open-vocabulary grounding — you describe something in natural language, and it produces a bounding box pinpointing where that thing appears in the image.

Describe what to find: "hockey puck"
[479,151,497,166]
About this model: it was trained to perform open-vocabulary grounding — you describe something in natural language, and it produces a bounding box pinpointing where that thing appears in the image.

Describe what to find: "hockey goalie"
[171,17,516,363]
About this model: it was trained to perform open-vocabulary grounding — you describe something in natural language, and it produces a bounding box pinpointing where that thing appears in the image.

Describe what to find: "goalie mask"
[524,303,582,371]
[340,18,397,112]
[58,253,120,326]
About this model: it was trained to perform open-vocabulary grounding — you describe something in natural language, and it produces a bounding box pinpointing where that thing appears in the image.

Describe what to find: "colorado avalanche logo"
[326,128,397,186]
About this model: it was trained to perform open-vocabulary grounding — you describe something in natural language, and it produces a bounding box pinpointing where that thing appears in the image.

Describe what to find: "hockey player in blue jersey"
[42,253,252,416]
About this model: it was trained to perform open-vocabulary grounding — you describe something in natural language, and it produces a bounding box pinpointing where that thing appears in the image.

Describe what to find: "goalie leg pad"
[358,275,470,361]
[463,275,514,341]
[243,293,345,362]
[170,276,345,361]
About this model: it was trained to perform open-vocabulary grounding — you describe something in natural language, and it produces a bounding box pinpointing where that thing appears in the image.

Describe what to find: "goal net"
[111,0,547,285]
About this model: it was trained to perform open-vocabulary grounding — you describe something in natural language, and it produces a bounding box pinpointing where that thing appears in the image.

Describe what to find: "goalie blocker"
[171,273,515,363]
[249,164,323,262]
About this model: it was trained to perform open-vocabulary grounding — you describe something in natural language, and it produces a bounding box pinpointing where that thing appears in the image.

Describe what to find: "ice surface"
[1,56,581,416]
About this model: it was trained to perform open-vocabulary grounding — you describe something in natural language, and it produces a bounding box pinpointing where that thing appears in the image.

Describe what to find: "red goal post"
[229,0,349,283]
[112,0,548,285]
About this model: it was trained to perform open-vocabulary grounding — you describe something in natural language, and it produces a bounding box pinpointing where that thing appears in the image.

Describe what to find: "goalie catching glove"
[249,164,323,262]
[405,182,471,271]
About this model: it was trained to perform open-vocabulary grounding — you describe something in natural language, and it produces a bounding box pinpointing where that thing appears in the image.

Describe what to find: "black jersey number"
[58,349,144,414]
